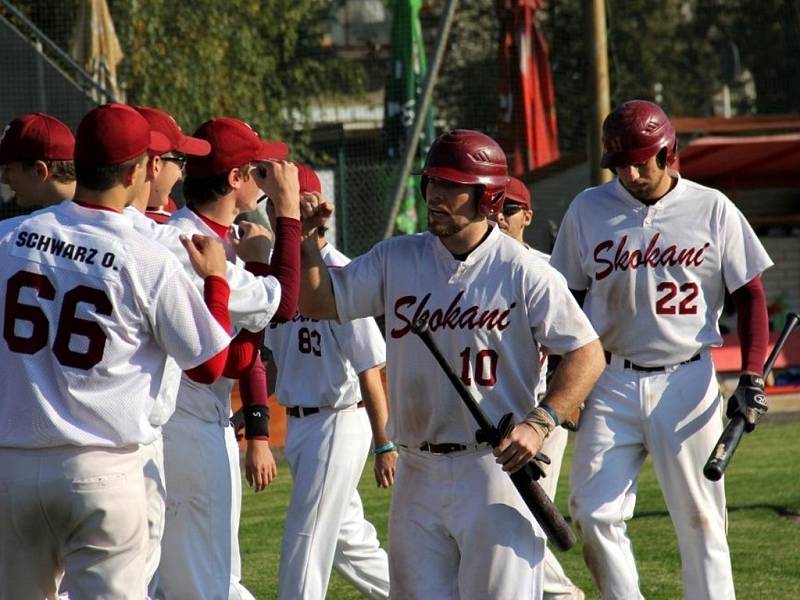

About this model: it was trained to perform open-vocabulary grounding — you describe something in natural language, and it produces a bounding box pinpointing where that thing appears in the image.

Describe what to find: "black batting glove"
[726,374,767,432]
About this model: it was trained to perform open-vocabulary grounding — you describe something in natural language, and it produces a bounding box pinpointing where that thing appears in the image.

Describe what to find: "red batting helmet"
[601,100,677,169]
[420,129,509,217]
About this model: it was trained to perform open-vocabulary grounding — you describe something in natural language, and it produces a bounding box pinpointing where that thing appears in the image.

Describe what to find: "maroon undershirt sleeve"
[731,275,769,375]
[185,275,232,384]
[245,217,301,323]
[222,329,263,379]
[239,358,270,440]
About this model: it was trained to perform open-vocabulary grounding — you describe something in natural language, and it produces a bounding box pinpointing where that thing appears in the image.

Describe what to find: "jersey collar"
[612,170,686,211]
[431,222,501,267]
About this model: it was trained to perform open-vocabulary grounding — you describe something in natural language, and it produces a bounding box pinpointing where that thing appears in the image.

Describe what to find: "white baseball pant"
[225,425,256,600]
[569,352,734,599]
[389,446,545,600]
[539,426,583,600]
[158,410,233,600]
[143,429,167,599]
[0,446,148,600]
[278,404,390,600]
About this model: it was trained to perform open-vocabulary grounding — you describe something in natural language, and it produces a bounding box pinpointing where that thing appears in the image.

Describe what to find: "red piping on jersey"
[732,275,769,375]
[185,275,231,384]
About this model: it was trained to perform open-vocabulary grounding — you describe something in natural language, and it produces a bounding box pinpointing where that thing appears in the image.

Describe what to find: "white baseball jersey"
[265,243,385,408]
[168,207,280,422]
[0,200,230,448]
[329,225,598,447]
[550,174,773,366]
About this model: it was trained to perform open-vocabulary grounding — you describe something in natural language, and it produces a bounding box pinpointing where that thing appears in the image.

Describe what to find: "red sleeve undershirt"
[238,358,270,440]
[245,217,300,323]
[222,329,263,379]
[731,275,769,375]
[185,275,232,384]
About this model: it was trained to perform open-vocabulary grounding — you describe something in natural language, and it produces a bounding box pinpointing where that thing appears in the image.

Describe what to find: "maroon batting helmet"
[420,129,509,217]
[601,100,676,169]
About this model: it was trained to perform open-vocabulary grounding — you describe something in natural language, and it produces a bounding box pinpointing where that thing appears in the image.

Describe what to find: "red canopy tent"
[679,133,800,189]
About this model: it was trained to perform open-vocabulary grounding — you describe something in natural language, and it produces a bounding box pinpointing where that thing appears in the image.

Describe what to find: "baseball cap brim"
[174,134,212,157]
[256,140,290,161]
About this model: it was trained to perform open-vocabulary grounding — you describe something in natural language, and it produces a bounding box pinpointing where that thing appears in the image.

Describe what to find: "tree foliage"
[433,0,800,154]
[106,0,366,156]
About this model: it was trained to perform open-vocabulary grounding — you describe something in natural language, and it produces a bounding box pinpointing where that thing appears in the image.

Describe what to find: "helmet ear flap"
[420,174,429,200]
[656,147,668,169]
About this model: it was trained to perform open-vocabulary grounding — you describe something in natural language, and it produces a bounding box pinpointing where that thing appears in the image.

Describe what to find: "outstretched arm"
[358,366,396,488]
[298,195,339,320]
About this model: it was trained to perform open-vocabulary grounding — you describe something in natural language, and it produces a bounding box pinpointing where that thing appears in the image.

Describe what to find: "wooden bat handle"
[511,469,577,551]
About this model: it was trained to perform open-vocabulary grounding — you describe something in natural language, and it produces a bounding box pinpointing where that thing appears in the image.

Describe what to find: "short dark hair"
[75,155,144,191]
[183,163,252,207]
[21,159,76,184]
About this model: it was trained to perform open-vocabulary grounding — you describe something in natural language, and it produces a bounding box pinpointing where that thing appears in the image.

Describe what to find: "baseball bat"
[410,317,577,551]
[703,312,799,481]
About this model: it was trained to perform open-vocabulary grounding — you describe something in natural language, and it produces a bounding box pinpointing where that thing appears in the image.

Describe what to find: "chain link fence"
[2,1,800,259]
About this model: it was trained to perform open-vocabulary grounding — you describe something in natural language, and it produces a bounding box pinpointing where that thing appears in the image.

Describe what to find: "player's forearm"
[185,275,231,384]
[222,329,263,379]
[239,359,270,440]
[299,236,339,320]
[358,366,391,446]
[732,275,769,375]
[265,217,301,322]
[539,339,604,422]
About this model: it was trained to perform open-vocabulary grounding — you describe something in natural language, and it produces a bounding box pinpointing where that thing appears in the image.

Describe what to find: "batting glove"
[726,374,767,432]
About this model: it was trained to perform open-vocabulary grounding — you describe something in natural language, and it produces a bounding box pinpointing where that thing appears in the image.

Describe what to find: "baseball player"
[133,105,278,600]
[0,103,233,599]
[0,112,76,208]
[489,177,584,600]
[255,163,392,600]
[298,129,605,599]
[550,100,772,599]
[157,116,301,600]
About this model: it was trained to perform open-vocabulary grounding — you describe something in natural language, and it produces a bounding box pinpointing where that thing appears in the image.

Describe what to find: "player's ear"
[227,167,241,190]
[34,160,49,183]
[523,209,533,227]
[147,155,160,181]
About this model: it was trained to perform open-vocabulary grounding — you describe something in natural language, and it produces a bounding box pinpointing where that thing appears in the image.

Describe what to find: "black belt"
[418,442,469,454]
[286,400,365,418]
[604,351,701,372]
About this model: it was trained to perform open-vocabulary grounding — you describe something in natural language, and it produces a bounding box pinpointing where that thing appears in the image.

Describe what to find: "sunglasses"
[501,203,525,216]
[161,155,187,169]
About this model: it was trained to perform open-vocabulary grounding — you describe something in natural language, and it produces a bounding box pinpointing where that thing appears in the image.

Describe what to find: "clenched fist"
[180,234,227,279]
[726,373,767,432]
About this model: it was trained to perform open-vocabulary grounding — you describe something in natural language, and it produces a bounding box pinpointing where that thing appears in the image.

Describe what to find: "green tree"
[107,0,366,157]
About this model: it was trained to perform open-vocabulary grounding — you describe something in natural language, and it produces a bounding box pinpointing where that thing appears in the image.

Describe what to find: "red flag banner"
[497,0,559,176]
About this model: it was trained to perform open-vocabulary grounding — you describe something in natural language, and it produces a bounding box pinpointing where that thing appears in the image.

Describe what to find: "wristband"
[537,403,560,428]
[243,405,270,439]
[373,442,397,455]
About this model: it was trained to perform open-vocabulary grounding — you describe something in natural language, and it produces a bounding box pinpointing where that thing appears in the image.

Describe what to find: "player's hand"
[726,373,767,432]
[245,439,277,493]
[300,192,334,240]
[255,161,300,220]
[232,220,272,263]
[494,422,548,474]
[180,234,227,279]
[373,449,397,488]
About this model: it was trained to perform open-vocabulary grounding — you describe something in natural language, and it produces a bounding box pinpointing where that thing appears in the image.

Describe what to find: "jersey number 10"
[3,270,111,370]
[459,346,498,386]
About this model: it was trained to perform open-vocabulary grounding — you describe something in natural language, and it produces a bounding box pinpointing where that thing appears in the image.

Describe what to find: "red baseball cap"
[0,113,75,165]
[185,117,289,178]
[75,103,171,166]
[133,106,211,157]
[504,177,531,209]
[296,163,321,194]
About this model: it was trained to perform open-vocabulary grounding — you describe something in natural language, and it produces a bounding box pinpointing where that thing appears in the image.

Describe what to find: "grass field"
[239,418,800,599]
